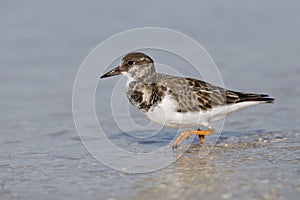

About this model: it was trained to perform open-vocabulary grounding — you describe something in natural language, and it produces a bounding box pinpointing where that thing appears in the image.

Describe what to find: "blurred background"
[0,0,299,199]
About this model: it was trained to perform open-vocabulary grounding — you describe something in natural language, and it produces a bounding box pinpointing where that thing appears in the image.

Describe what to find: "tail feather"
[236,92,275,103]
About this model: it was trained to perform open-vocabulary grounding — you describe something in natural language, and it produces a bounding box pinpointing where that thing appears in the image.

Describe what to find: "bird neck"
[124,72,156,88]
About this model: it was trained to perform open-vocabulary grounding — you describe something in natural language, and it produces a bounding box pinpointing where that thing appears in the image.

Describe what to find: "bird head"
[100,52,156,82]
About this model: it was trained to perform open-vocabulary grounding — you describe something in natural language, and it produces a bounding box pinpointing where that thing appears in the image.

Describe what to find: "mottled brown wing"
[161,77,241,112]
[162,76,274,113]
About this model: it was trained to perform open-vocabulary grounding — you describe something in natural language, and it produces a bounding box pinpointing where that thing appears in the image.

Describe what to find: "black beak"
[100,66,122,79]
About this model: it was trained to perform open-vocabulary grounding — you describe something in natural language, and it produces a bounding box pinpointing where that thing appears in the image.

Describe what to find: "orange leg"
[172,128,215,149]
[199,135,205,144]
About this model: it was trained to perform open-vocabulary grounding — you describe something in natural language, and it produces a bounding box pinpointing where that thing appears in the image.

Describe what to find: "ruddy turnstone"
[100,52,274,149]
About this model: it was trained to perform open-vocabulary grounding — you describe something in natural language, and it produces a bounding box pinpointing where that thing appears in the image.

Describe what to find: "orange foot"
[172,128,215,149]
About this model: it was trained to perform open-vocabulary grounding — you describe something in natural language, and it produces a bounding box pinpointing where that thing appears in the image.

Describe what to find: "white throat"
[122,72,136,88]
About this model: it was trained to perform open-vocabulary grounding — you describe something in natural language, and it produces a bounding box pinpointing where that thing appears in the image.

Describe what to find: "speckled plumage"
[100,52,274,148]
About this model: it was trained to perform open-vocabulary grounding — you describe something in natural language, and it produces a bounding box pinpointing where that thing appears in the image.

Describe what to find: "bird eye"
[127,60,134,66]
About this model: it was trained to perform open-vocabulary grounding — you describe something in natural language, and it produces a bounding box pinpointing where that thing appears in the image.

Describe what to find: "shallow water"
[1,0,300,199]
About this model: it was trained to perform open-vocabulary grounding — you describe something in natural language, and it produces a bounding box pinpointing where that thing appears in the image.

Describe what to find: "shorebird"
[100,52,274,149]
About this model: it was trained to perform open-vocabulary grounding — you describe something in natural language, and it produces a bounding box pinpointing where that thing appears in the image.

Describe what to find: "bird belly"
[143,97,264,128]
[144,95,211,128]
